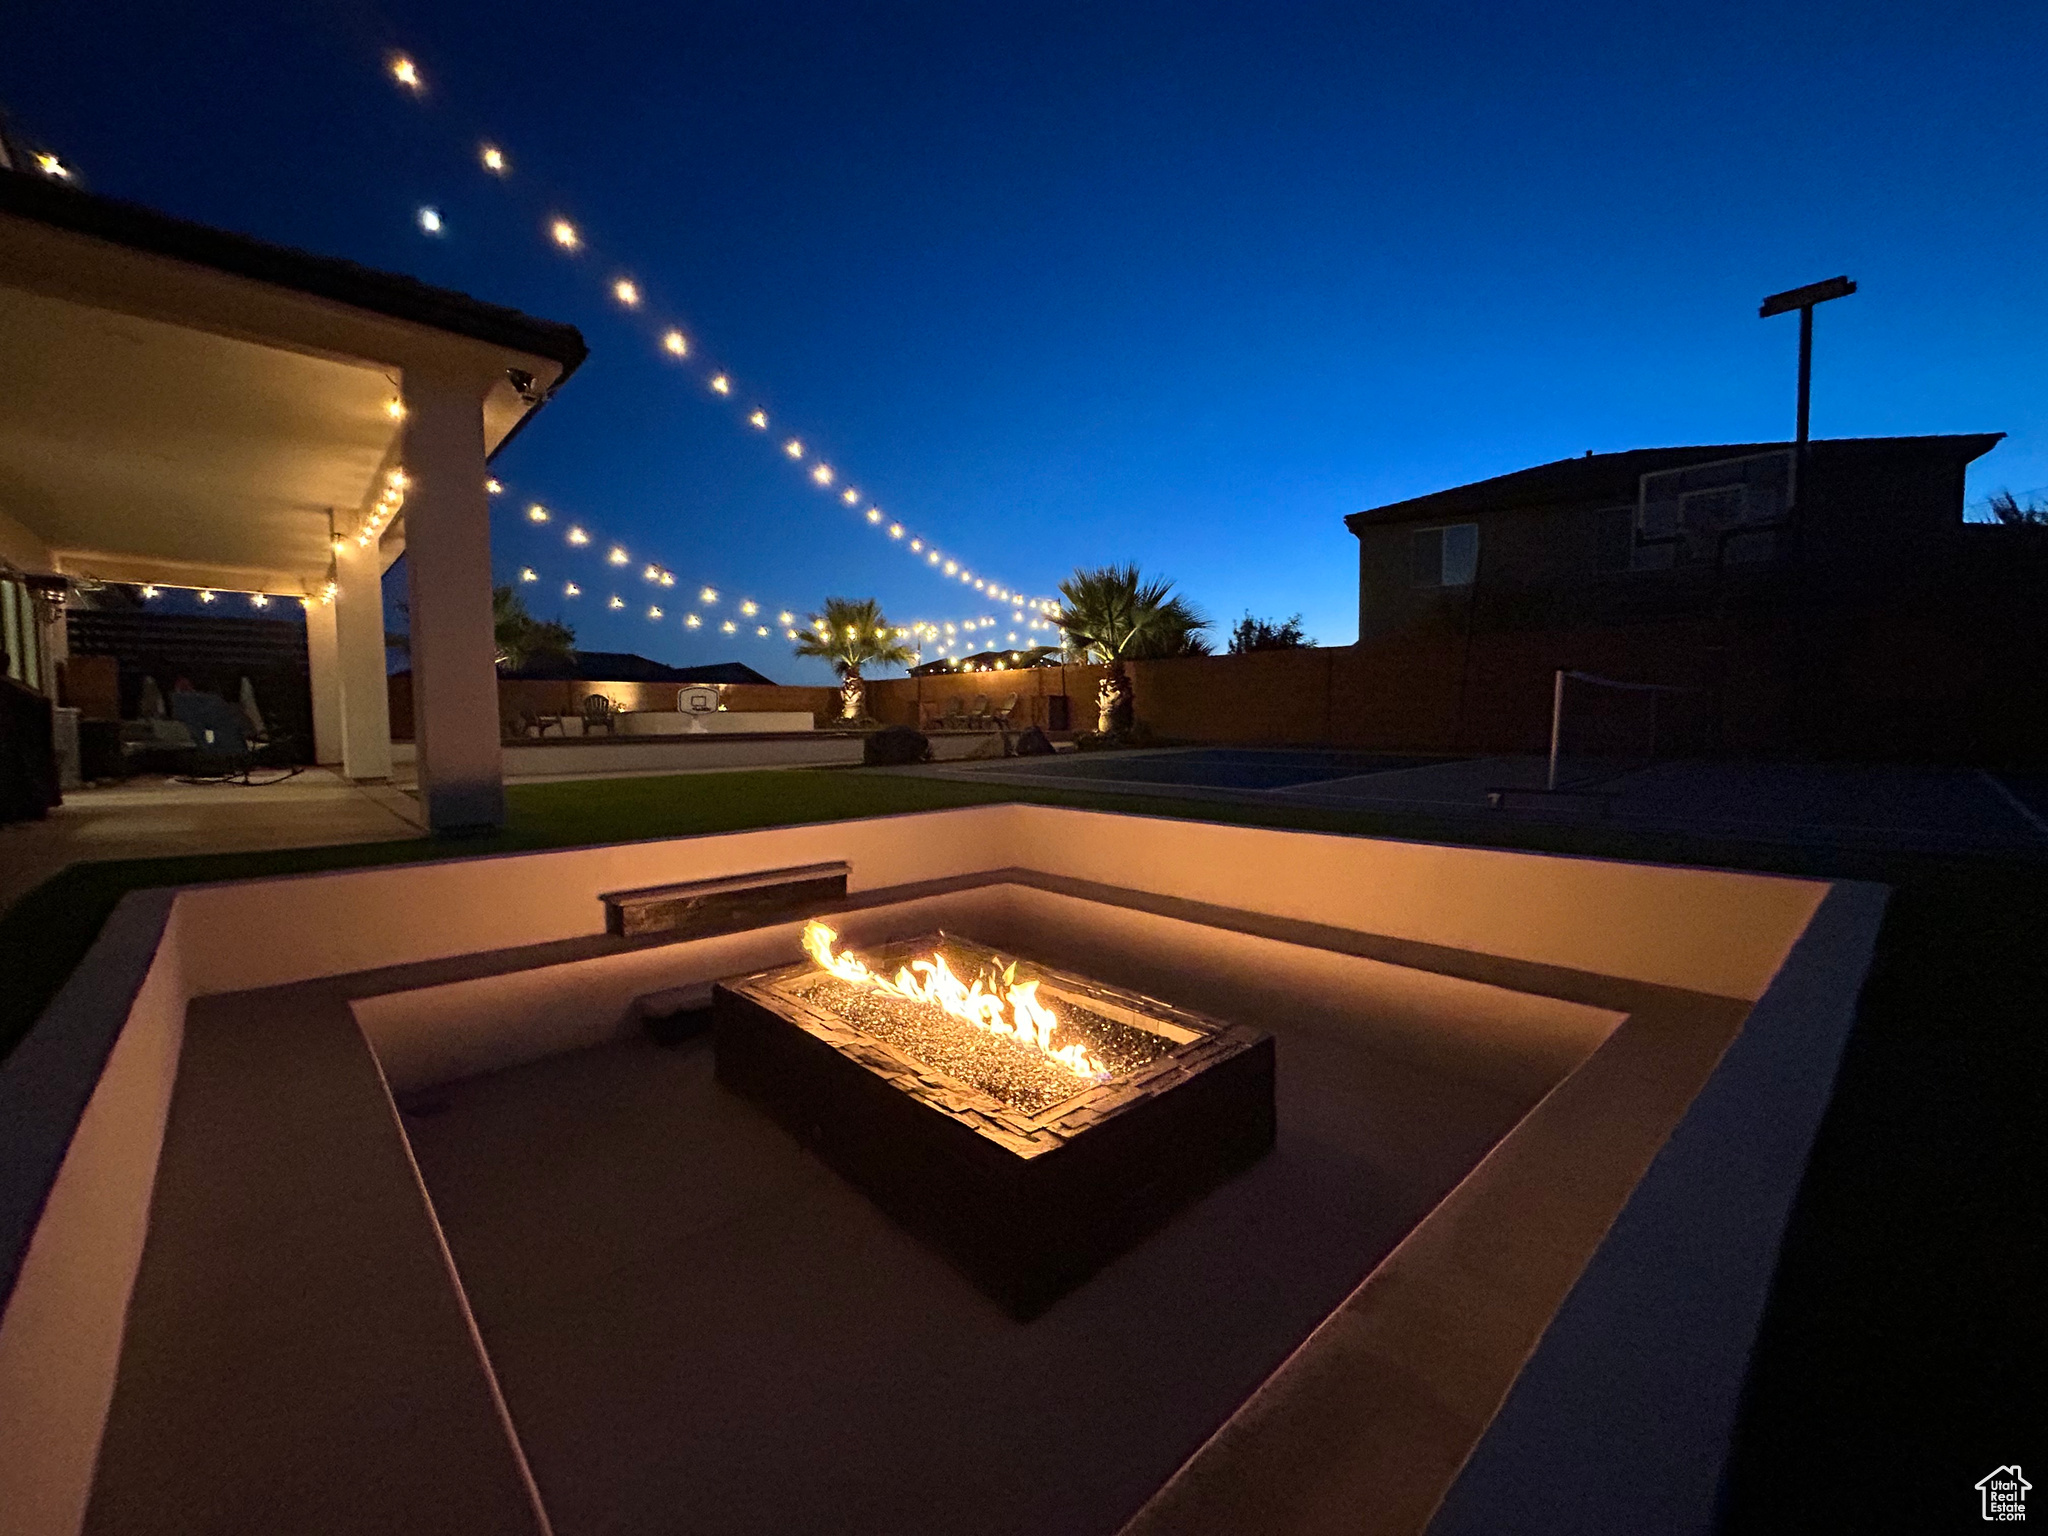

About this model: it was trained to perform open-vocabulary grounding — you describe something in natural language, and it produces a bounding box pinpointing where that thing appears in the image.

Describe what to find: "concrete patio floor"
[0,770,424,919]
[401,1015,1536,1536]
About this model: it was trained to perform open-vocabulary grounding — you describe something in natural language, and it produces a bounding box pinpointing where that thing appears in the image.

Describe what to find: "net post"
[1547,669,1565,792]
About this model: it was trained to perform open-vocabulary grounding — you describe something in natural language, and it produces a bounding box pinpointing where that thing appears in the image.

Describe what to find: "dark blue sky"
[11,1,2046,681]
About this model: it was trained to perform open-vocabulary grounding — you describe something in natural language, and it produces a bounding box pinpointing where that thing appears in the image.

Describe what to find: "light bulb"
[481,144,506,173]
[613,279,640,307]
[550,218,580,250]
[390,56,421,89]
[711,375,731,395]
[417,207,443,235]
[748,410,767,428]
[528,504,549,522]
[662,330,687,356]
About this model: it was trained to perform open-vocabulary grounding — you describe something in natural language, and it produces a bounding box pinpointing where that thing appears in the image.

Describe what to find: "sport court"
[916,747,2048,854]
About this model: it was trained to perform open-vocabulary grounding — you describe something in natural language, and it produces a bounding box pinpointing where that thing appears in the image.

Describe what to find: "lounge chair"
[581,694,620,736]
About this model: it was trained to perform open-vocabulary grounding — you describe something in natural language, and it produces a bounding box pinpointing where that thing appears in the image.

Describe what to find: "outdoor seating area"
[0,804,1880,1536]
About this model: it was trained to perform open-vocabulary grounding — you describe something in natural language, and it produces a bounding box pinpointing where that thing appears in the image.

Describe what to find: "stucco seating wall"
[0,807,1884,1536]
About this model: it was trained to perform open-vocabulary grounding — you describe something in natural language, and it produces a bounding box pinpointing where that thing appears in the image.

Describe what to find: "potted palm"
[1052,565,1209,734]
[791,597,918,722]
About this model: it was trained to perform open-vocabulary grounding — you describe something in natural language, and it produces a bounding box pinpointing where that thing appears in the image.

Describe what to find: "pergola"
[0,172,586,831]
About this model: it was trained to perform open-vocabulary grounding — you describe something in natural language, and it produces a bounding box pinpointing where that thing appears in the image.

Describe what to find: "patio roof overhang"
[0,172,587,597]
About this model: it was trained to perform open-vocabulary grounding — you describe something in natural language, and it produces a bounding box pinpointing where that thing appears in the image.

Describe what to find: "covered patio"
[0,172,585,832]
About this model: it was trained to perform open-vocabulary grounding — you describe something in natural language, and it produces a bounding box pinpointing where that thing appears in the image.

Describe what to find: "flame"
[802,921,1108,1081]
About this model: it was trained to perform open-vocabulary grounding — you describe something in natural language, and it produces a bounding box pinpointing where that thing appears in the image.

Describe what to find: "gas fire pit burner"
[715,923,1275,1316]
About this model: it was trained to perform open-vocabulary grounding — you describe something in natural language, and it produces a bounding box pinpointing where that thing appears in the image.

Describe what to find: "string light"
[485,478,503,495]
[866,509,883,524]
[777,610,794,624]
[649,606,663,619]
[567,526,589,545]
[700,587,718,603]
[528,504,549,522]
[739,600,758,616]
[198,589,216,603]
[407,56,1053,612]
[721,620,737,633]
[140,585,158,599]
[520,568,537,582]
[685,614,701,628]
[910,539,923,552]
[250,593,269,608]
[35,153,71,180]
[607,546,629,565]
[609,596,625,609]
[842,489,860,505]
[643,564,662,581]
[385,398,406,420]
[564,582,580,596]
[756,625,769,636]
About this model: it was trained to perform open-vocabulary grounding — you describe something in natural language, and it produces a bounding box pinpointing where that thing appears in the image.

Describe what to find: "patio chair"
[581,694,620,736]
[939,697,969,730]
[964,696,993,729]
[992,693,1022,729]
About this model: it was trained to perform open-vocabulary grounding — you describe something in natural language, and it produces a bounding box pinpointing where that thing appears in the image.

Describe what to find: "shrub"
[863,725,930,766]
[1013,725,1055,757]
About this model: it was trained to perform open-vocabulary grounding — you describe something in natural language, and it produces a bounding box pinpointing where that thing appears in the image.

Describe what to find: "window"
[1410,523,1478,588]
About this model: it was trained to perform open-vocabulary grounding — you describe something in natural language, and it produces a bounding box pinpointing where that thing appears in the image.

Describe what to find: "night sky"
[9,1,2046,681]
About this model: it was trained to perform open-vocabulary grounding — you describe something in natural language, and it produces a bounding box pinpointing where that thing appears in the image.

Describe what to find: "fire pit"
[715,921,1275,1316]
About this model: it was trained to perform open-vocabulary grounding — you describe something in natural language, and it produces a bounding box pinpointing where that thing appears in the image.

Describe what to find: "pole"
[1546,669,1565,792]
[1795,304,1813,447]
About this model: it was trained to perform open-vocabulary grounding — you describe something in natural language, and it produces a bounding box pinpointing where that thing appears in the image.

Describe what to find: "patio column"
[305,593,343,766]
[332,529,392,780]
[401,365,504,833]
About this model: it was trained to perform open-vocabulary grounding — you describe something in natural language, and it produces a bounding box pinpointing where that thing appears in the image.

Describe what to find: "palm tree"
[387,585,575,671]
[1053,564,1210,729]
[791,596,918,719]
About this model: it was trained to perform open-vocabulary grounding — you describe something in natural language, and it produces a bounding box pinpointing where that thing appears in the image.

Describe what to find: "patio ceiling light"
[34,153,71,180]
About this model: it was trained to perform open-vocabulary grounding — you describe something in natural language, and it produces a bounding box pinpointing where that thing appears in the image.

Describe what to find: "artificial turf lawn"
[1,764,2039,1529]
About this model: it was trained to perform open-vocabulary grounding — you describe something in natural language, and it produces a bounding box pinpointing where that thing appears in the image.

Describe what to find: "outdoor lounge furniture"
[993,693,1022,729]
[581,694,619,736]
[964,697,993,729]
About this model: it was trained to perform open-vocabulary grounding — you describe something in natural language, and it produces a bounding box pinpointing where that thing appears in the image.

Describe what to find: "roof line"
[0,169,588,375]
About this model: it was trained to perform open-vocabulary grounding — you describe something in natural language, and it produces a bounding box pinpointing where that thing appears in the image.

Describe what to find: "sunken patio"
[0,804,1884,1536]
